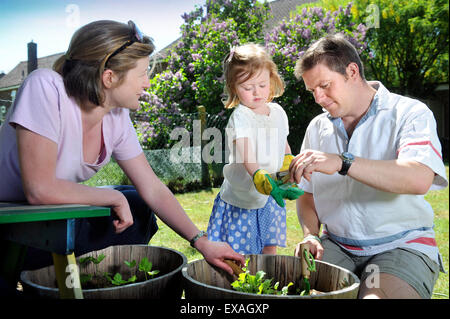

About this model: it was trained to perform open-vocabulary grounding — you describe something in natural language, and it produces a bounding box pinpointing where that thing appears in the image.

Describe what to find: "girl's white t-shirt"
[0,69,143,201]
[220,103,289,209]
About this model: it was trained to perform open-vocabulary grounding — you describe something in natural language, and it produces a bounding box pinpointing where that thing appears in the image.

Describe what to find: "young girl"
[207,43,302,255]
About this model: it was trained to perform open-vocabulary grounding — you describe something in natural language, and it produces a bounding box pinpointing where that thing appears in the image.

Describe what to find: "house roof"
[264,0,312,32]
[157,0,311,59]
[0,52,63,90]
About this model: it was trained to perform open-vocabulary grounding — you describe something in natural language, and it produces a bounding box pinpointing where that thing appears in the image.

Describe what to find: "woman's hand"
[194,237,245,275]
[111,192,134,234]
[294,236,324,260]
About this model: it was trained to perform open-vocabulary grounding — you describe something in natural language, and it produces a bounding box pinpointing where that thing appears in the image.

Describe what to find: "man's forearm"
[296,192,321,237]
[348,157,434,195]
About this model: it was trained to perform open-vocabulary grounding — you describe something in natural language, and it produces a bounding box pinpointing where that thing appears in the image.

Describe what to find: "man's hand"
[289,150,341,183]
[294,235,324,260]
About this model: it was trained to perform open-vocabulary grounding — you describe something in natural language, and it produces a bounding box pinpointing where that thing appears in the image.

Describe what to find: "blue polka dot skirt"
[207,193,287,254]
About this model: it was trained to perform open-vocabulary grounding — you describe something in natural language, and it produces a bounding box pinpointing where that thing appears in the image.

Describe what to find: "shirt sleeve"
[111,108,143,161]
[397,102,448,190]
[9,70,61,144]
[226,107,253,142]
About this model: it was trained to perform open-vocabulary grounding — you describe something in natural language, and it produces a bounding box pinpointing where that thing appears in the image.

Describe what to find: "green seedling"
[139,257,160,280]
[77,254,160,288]
[104,272,137,286]
[124,259,136,268]
[78,254,105,265]
[231,259,293,296]
[78,254,106,285]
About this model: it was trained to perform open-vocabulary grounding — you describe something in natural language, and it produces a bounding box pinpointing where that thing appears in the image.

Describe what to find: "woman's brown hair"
[53,20,154,106]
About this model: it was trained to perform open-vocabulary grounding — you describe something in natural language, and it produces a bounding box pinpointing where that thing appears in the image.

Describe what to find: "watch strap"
[338,160,352,175]
[190,230,207,247]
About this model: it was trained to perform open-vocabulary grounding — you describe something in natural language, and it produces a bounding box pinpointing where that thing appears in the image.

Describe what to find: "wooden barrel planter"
[182,254,360,299]
[20,245,187,299]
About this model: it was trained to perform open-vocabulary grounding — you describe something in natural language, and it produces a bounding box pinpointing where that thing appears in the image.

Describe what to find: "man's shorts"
[320,236,440,299]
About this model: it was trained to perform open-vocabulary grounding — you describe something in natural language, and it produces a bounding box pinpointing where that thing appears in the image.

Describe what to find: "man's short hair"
[294,34,365,80]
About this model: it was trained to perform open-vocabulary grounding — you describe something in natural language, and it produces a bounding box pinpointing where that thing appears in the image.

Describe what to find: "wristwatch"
[338,152,354,176]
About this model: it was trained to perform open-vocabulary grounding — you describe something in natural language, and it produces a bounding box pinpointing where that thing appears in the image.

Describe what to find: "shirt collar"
[326,80,389,139]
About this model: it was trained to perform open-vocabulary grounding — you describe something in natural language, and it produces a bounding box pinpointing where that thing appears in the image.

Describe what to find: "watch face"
[342,152,354,161]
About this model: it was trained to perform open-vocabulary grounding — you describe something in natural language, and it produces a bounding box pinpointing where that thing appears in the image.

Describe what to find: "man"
[289,34,448,299]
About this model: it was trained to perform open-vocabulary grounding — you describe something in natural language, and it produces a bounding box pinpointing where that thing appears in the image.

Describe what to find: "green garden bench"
[0,202,110,299]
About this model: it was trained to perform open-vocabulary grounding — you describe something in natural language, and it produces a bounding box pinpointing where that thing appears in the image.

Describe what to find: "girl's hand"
[194,237,245,275]
[111,192,134,234]
[294,236,324,260]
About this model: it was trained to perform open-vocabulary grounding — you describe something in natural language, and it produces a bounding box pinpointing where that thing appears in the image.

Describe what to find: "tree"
[345,0,448,97]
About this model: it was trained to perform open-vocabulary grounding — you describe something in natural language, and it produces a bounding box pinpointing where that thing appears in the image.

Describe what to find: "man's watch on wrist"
[338,152,354,176]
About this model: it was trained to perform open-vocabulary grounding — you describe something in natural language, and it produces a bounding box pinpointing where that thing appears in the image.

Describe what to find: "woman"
[0,20,244,273]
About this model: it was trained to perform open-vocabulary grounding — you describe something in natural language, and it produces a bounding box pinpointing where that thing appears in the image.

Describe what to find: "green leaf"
[147,270,160,278]
[94,254,106,264]
[78,254,105,266]
[79,273,92,284]
[128,275,137,283]
[124,260,136,268]
[139,257,152,273]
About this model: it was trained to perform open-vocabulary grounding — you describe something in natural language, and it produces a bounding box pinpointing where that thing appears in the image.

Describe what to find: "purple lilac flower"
[301,8,308,17]
[315,21,324,31]
[312,7,323,18]
[302,28,311,40]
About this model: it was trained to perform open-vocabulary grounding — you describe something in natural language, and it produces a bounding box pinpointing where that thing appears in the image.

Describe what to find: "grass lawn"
[150,166,449,299]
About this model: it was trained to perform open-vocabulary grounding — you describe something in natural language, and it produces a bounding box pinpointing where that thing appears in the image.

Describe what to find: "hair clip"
[227,45,235,63]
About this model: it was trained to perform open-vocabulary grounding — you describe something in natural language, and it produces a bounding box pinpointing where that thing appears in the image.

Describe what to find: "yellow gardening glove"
[281,154,294,172]
[278,154,295,184]
[253,169,285,207]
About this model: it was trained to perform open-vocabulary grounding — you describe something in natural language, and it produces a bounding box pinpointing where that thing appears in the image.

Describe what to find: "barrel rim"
[20,244,188,293]
[182,255,360,299]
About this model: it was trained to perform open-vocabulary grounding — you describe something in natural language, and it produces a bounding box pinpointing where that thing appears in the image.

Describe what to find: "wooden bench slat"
[0,204,110,224]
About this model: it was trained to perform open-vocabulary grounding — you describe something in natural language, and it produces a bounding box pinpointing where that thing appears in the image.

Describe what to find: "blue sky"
[0,0,208,74]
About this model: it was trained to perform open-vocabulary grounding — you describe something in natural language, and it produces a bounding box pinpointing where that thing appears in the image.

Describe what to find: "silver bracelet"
[190,230,207,247]
[303,234,322,243]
